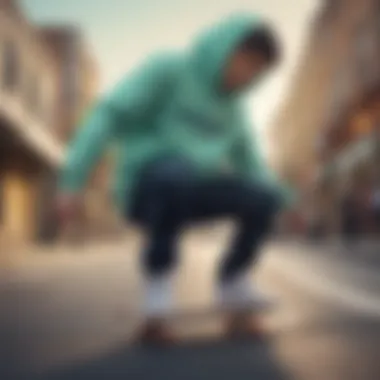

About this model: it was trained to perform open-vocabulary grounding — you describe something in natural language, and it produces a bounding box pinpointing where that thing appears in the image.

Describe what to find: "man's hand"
[279,208,305,234]
[55,192,84,228]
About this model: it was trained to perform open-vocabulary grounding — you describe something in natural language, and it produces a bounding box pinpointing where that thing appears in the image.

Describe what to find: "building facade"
[270,0,380,235]
[41,26,116,239]
[0,0,64,247]
[40,27,99,143]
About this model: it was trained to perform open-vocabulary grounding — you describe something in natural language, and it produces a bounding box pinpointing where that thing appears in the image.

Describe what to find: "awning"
[333,136,376,174]
[0,92,64,168]
[319,136,377,180]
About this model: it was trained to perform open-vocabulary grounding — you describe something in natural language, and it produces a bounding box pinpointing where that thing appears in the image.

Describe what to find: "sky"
[21,0,318,151]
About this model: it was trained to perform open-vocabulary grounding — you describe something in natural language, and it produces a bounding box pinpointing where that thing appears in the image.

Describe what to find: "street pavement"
[1,231,380,380]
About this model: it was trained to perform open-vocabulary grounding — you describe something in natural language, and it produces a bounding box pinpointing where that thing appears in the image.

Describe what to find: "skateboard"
[135,301,274,344]
[157,300,273,323]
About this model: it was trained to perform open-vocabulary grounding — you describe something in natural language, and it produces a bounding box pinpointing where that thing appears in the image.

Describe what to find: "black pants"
[129,157,281,282]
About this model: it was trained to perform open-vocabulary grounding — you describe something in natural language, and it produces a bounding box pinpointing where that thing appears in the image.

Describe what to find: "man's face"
[223,50,271,91]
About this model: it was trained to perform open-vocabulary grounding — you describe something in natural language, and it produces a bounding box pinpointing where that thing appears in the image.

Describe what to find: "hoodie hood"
[191,13,266,92]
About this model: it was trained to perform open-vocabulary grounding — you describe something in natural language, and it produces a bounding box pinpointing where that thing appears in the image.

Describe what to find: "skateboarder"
[57,13,296,342]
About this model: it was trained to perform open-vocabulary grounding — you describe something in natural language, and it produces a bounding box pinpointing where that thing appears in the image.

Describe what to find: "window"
[26,72,41,116]
[25,73,53,125]
[63,41,79,110]
[323,63,355,127]
[354,20,379,86]
[2,40,20,91]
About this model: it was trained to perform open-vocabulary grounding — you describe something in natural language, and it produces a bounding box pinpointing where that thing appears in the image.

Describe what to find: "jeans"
[128,157,281,282]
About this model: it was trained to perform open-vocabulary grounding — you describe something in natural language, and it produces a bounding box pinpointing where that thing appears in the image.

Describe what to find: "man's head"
[223,25,281,92]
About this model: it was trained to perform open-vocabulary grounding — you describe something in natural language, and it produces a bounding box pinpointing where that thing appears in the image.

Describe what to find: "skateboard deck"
[133,302,273,345]
[144,300,274,323]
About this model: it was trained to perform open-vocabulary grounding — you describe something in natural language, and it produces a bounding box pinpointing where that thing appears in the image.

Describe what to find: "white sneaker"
[143,273,174,319]
[218,274,274,311]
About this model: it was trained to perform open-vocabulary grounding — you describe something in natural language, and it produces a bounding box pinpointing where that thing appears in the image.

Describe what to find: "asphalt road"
[1,232,380,380]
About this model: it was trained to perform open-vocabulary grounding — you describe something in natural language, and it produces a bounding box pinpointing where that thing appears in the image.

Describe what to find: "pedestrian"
[57,13,296,342]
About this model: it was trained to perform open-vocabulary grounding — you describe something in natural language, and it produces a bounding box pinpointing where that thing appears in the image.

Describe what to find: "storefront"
[316,88,380,236]
[0,114,61,246]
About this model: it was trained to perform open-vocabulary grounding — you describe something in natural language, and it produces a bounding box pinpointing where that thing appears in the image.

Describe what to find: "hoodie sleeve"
[230,125,296,208]
[59,53,177,193]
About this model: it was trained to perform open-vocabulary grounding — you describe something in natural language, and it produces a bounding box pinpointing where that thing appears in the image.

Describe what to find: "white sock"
[143,273,174,318]
[219,272,276,309]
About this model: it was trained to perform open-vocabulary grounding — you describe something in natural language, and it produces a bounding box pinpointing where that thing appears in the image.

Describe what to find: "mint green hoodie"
[60,13,294,213]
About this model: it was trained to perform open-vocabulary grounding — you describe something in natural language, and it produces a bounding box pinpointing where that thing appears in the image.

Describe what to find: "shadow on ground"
[29,338,292,380]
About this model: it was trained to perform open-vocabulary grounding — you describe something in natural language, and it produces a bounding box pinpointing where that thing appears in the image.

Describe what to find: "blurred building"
[40,26,98,143]
[41,26,116,239]
[271,0,380,236]
[0,0,114,250]
[0,0,64,247]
